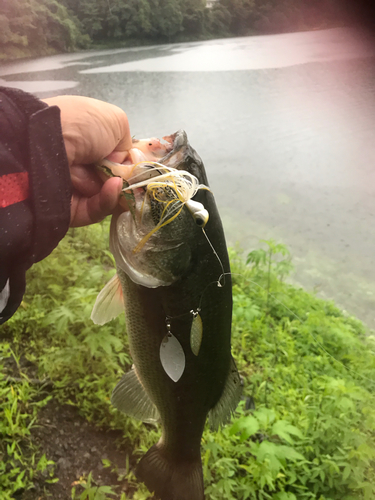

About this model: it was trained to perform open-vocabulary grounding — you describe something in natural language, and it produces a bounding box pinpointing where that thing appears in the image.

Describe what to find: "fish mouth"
[97,130,197,181]
[96,130,208,216]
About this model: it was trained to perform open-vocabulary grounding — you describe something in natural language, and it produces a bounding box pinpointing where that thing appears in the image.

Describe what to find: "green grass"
[1,223,375,499]
[0,345,56,498]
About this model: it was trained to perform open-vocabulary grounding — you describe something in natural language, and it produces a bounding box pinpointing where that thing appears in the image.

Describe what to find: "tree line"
[0,0,347,60]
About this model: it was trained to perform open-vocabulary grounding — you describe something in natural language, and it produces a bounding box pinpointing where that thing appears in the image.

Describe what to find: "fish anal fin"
[137,444,204,500]
[91,273,124,325]
[208,356,242,431]
[111,366,159,424]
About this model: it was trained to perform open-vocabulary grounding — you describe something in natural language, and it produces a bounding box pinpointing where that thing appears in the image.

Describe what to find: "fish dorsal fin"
[111,366,159,424]
[91,273,124,325]
[208,356,242,431]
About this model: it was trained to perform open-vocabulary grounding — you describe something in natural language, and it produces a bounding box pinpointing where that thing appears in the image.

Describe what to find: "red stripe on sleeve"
[0,172,30,208]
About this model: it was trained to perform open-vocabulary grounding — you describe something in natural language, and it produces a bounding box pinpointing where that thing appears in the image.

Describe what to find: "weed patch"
[0,344,54,499]
[1,224,374,499]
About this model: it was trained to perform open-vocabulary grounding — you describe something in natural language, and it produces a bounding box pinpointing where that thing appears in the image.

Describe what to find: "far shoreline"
[0,23,346,66]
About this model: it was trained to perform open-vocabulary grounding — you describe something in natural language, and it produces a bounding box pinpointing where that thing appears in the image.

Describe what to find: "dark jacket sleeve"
[0,87,72,324]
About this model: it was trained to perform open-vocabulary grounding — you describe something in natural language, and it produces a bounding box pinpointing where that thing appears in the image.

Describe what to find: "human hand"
[42,95,132,227]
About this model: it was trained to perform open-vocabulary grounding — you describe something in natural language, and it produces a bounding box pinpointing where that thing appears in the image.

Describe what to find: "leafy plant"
[1,228,375,499]
[71,472,117,500]
[0,344,54,498]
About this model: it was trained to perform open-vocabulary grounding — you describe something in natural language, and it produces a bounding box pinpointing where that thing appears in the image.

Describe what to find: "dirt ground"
[21,400,136,500]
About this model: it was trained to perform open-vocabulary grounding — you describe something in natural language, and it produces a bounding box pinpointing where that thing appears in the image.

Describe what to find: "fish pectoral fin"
[111,366,159,424]
[208,356,242,431]
[91,273,124,325]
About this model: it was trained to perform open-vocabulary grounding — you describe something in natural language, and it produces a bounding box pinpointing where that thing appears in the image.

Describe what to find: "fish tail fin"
[137,443,204,500]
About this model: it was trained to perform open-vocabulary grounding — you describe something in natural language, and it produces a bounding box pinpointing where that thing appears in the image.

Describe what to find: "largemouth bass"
[92,131,241,500]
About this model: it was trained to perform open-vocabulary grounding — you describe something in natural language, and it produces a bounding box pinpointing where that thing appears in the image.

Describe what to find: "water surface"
[2,28,375,326]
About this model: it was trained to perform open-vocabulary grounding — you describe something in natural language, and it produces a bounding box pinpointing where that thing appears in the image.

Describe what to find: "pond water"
[2,27,375,327]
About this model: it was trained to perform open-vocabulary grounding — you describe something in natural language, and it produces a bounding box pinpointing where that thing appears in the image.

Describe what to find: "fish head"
[110,138,210,288]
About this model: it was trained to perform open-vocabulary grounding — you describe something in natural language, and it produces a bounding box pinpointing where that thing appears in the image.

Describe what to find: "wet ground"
[2,28,375,327]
